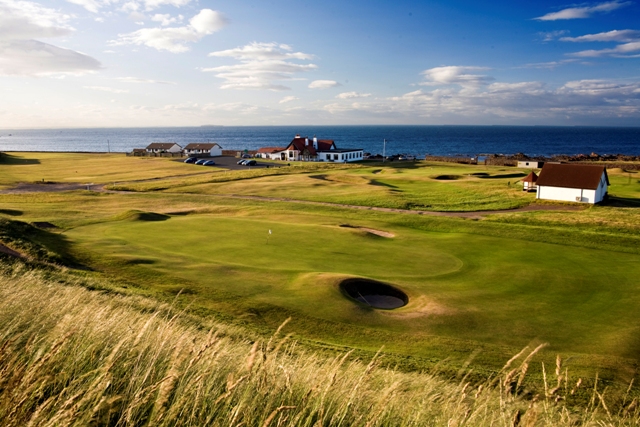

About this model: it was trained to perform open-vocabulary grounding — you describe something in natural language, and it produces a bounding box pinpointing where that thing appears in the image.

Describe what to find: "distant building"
[257,146,287,160]
[536,164,609,204]
[183,143,222,157]
[145,142,182,153]
[517,161,544,169]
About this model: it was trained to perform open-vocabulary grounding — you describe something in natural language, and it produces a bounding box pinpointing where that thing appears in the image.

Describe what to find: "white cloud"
[279,96,298,103]
[538,30,569,42]
[65,0,101,13]
[84,86,129,93]
[151,13,183,26]
[142,0,191,11]
[309,80,341,89]
[534,1,631,21]
[336,91,371,99]
[570,41,640,57]
[0,0,74,40]
[205,42,317,90]
[520,59,578,69]
[116,76,176,84]
[111,9,226,53]
[561,29,640,43]
[209,42,314,61]
[421,66,493,86]
[0,39,101,76]
[0,0,101,76]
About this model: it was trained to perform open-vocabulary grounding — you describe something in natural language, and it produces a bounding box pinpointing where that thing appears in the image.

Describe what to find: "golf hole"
[340,278,408,309]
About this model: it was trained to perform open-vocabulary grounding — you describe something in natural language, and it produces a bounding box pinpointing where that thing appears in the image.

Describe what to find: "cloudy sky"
[1,0,639,128]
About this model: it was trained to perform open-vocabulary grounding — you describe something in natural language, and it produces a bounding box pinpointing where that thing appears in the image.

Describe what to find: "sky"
[0,0,639,128]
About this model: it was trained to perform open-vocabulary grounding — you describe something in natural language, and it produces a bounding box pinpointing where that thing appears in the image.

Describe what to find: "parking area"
[178,156,282,171]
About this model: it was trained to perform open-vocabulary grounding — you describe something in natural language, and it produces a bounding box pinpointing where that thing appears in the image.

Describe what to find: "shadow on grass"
[0,153,40,165]
[0,218,86,268]
[0,209,22,216]
[369,179,399,189]
[601,196,640,208]
[478,173,527,179]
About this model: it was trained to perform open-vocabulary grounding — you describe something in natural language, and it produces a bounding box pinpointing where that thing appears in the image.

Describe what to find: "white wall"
[537,186,598,203]
[210,145,222,156]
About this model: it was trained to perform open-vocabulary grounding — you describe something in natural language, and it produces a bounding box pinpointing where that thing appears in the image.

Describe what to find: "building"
[256,147,287,160]
[145,142,182,154]
[536,164,609,204]
[278,135,363,163]
[183,143,222,157]
[521,171,538,192]
[517,161,544,169]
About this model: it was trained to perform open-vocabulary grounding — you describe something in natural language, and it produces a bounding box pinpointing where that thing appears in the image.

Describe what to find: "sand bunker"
[339,224,395,238]
[340,278,408,309]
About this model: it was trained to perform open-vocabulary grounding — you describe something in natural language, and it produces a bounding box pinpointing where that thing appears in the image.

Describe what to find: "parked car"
[203,160,216,166]
[184,157,197,163]
[244,160,257,166]
[237,159,247,165]
[195,159,208,165]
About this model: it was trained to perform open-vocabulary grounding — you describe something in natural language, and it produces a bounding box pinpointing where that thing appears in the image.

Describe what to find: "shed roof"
[146,142,180,149]
[184,143,221,150]
[522,171,538,183]
[536,164,608,190]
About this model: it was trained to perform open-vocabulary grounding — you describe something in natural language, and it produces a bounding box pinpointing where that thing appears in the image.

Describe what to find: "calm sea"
[0,126,639,157]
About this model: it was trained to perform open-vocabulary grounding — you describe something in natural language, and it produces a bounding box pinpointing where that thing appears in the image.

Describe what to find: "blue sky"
[0,0,639,127]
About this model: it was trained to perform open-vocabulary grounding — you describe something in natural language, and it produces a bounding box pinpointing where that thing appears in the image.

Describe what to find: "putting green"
[66,210,640,363]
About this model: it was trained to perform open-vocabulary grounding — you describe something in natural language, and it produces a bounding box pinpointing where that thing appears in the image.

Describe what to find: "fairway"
[3,154,640,377]
[65,208,640,365]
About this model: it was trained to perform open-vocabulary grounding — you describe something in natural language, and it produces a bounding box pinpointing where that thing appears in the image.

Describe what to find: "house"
[536,164,609,204]
[517,160,544,169]
[257,146,287,160]
[145,142,182,153]
[183,143,222,157]
[521,171,538,192]
[278,135,364,163]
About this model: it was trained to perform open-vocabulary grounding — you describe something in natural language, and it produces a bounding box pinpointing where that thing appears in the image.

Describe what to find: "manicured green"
[2,154,640,380]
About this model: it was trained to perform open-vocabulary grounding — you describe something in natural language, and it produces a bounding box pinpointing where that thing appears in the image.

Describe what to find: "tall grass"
[0,262,637,426]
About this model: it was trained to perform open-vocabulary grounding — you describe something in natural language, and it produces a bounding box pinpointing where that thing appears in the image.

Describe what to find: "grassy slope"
[2,155,640,384]
[4,262,634,426]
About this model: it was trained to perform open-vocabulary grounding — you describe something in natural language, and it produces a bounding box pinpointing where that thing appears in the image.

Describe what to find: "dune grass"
[1,261,638,426]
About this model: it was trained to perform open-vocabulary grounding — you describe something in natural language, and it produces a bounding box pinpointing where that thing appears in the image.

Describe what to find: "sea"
[0,126,639,158]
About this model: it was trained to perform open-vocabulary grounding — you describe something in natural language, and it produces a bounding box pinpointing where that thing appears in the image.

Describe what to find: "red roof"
[285,136,336,156]
[257,146,286,153]
[522,171,538,183]
[536,164,609,190]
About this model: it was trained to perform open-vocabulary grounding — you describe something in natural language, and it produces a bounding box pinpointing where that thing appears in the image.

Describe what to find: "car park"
[203,160,216,166]
[184,157,197,163]
[195,159,208,165]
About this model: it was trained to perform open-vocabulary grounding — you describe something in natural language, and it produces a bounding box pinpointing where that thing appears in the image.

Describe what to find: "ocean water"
[0,126,639,157]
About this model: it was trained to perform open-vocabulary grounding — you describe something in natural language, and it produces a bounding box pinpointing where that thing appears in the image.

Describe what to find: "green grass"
[2,154,640,391]
[4,262,636,426]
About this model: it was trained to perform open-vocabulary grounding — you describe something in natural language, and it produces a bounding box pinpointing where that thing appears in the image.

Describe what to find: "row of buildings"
[134,135,365,163]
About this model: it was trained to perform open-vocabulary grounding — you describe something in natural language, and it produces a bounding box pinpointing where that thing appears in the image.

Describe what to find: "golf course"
[2,151,640,425]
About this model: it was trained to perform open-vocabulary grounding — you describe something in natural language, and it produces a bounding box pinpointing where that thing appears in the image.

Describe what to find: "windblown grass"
[0,262,638,426]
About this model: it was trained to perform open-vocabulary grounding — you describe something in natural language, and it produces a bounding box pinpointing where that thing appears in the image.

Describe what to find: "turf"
[2,155,640,379]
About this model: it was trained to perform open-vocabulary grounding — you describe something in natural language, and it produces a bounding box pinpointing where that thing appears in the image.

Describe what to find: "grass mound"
[113,210,171,222]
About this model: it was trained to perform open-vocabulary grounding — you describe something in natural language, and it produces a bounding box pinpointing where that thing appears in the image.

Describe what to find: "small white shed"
[145,142,182,153]
[183,143,223,157]
[536,164,609,204]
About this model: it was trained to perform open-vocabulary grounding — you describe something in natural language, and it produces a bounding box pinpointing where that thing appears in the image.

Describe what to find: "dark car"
[195,159,208,165]
[244,160,257,166]
[184,157,197,163]
[203,160,216,166]
[237,159,247,165]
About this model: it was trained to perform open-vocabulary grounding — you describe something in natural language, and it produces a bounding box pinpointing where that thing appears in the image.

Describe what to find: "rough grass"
[1,262,638,426]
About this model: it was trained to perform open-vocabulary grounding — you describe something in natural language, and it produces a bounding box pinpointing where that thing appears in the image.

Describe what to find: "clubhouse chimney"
[313,136,318,149]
